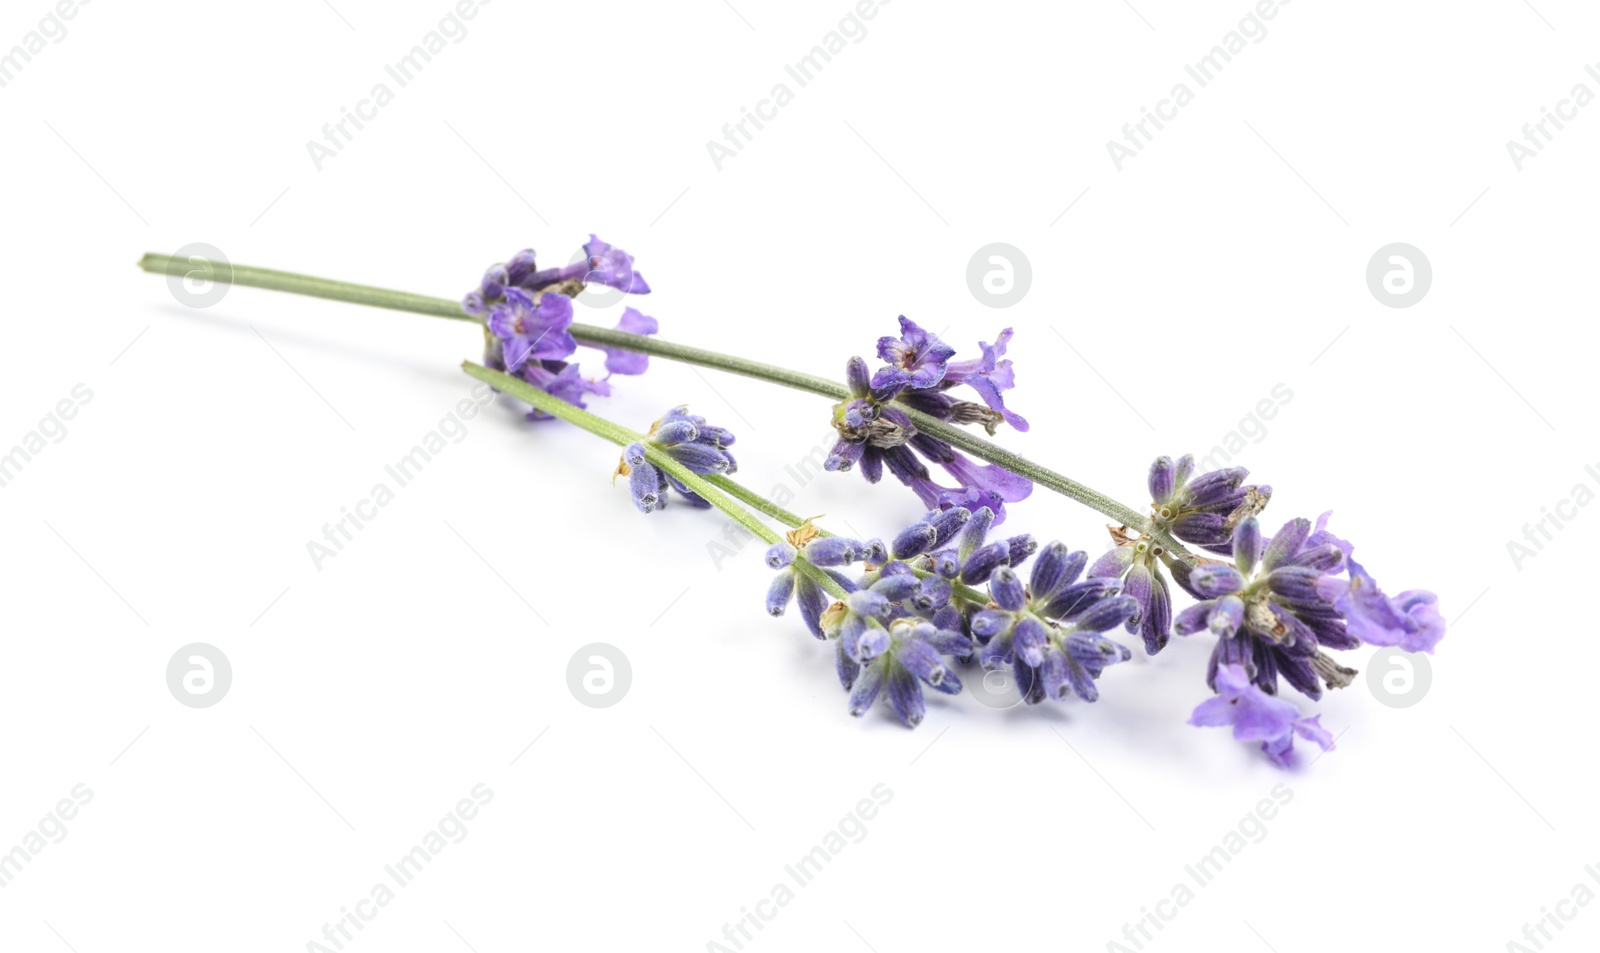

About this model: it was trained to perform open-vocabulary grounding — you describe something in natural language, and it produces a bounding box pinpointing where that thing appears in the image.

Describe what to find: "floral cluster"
[761,507,1138,726]
[141,236,1448,772]
[824,317,1033,521]
[1081,453,1444,764]
[446,257,1450,767]
[615,407,738,511]
[586,308,1448,766]
[464,236,657,419]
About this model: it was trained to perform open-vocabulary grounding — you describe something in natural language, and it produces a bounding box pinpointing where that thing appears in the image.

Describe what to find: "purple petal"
[1394,590,1446,653]
[602,307,658,376]
[581,234,650,294]
[530,329,578,362]
[1211,662,1254,697]
[1306,510,1353,557]
[1318,559,1445,653]
[945,329,1028,431]
[1293,714,1336,752]
[1188,695,1239,728]
[529,292,574,331]
[501,335,535,373]
[1261,733,1296,767]
[941,453,1033,504]
[486,304,517,341]
[1225,691,1301,743]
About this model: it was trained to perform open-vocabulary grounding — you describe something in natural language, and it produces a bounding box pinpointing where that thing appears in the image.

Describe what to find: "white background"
[0,0,1593,950]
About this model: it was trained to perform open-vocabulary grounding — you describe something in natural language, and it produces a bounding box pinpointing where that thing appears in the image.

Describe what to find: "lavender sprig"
[141,248,1448,766]
[135,252,1187,559]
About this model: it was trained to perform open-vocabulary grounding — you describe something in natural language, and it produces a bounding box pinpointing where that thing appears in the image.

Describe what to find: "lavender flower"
[462,236,650,316]
[826,348,1033,521]
[891,505,1035,586]
[619,443,665,513]
[1088,533,1175,656]
[760,513,989,727]
[1172,515,1361,700]
[461,248,538,317]
[565,234,651,294]
[599,308,660,376]
[471,240,660,417]
[836,618,966,727]
[764,523,863,639]
[1189,663,1335,766]
[969,542,1137,705]
[1148,454,1272,555]
[924,450,1034,518]
[872,316,957,392]
[513,358,611,420]
[943,328,1028,432]
[1316,562,1445,654]
[615,407,738,510]
[486,288,576,373]
[1310,514,1444,654]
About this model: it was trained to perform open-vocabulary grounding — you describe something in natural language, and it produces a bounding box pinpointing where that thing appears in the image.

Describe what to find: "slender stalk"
[142,254,1187,560]
[570,337,1187,557]
[137,253,845,393]
[701,474,811,528]
[703,474,992,606]
[462,362,769,539]
[566,325,848,398]
[460,362,850,599]
[140,253,471,321]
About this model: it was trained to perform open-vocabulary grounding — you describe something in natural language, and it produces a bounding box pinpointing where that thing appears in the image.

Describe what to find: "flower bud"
[961,541,1009,585]
[764,542,796,569]
[1073,595,1139,633]
[1148,456,1177,504]
[892,521,938,559]
[1190,563,1245,597]
[988,566,1027,612]
[1233,517,1263,576]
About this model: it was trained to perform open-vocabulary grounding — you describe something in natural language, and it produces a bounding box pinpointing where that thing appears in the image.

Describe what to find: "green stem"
[587,340,1188,557]
[140,253,471,321]
[462,362,768,539]
[574,325,848,398]
[703,474,991,606]
[460,361,851,599]
[700,474,813,529]
[142,254,1187,561]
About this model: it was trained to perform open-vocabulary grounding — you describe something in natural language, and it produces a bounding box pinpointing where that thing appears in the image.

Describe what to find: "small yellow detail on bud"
[785,518,824,548]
